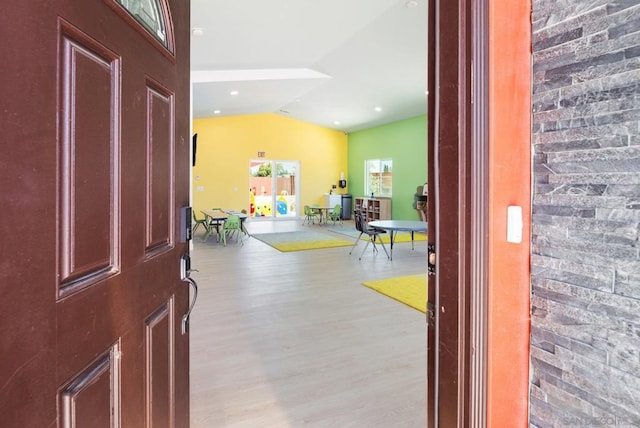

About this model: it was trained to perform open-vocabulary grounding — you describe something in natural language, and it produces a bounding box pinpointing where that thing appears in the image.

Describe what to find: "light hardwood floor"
[189,218,427,427]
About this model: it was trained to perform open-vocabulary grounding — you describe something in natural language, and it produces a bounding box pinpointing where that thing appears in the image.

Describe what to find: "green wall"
[347,115,427,220]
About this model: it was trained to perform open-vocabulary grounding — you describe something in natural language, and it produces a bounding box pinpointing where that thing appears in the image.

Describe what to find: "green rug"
[362,274,427,313]
[253,231,354,252]
[329,228,427,244]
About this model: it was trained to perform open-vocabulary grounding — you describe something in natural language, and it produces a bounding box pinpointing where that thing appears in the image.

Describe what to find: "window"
[116,0,168,46]
[365,159,392,197]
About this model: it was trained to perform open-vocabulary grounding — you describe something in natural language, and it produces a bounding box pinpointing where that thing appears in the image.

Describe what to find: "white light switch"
[507,205,523,243]
[196,186,204,192]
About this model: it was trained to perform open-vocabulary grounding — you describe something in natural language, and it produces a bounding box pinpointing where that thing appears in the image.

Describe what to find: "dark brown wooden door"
[0,1,191,426]
[426,1,437,425]
[427,0,480,426]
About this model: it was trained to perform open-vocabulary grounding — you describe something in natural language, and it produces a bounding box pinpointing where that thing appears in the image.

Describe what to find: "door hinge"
[427,301,436,327]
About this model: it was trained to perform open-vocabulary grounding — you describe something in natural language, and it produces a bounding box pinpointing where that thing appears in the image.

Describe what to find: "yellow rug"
[330,228,427,244]
[362,274,427,313]
[253,231,354,252]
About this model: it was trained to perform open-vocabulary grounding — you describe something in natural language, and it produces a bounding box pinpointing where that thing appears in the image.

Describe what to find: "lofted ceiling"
[190,0,427,133]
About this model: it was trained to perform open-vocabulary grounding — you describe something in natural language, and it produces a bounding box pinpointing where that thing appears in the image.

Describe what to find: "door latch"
[427,242,436,275]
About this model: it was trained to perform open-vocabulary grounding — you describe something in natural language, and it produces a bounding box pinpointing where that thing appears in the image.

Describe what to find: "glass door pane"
[274,161,298,218]
[249,160,273,217]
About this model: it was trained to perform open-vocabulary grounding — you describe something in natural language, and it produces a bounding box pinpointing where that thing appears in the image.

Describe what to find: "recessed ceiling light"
[191,27,204,36]
[374,107,383,112]
[405,0,419,8]
[334,121,341,125]
[213,110,221,114]
[230,90,239,96]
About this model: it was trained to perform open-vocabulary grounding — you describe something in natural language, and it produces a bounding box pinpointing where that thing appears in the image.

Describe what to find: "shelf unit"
[354,197,391,221]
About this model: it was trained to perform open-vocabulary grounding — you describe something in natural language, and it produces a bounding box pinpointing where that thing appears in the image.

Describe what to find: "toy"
[277,190,288,216]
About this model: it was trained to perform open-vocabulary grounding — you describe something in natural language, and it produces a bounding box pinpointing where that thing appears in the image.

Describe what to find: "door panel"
[58,344,121,428]
[0,1,190,426]
[145,81,175,255]
[145,298,175,428]
[58,22,120,298]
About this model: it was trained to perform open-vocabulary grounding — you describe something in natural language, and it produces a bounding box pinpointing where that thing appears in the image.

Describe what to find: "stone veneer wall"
[530,1,640,426]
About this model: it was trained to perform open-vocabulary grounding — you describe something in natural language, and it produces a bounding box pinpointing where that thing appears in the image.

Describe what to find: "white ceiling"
[190,0,427,133]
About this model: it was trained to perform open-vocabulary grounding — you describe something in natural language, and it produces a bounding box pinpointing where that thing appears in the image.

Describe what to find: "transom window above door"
[114,0,169,48]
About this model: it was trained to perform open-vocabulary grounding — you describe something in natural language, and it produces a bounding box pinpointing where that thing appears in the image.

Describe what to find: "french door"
[249,160,300,219]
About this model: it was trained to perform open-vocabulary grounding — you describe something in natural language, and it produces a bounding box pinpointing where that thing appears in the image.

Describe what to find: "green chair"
[311,204,323,223]
[328,204,342,225]
[303,205,319,225]
[206,208,225,238]
[192,210,208,235]
[221,215,243,246]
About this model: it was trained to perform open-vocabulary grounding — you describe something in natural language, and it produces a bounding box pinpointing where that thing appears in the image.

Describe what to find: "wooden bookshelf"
[354,197,391,221]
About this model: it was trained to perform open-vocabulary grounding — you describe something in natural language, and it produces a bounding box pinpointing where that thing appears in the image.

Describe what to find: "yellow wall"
[192,113,348,216]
